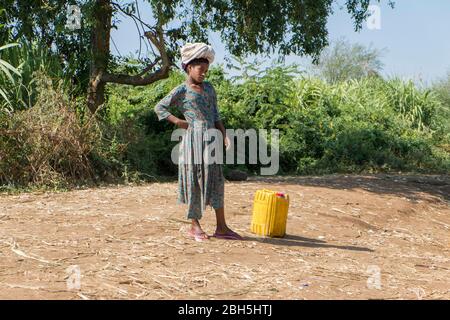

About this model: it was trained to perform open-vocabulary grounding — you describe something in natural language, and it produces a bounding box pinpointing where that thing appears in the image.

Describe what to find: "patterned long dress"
[154,80,225,219]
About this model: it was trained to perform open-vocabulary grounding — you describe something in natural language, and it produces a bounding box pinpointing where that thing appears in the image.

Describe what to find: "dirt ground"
[0,174,449,300]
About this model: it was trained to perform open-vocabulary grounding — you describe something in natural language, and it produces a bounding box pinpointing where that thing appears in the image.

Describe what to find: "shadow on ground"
[244,174,450,203]
[243,233,374,252]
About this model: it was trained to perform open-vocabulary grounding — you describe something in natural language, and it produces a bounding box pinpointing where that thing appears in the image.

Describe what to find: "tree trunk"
[87,0,112,114]
[86,0,171,114]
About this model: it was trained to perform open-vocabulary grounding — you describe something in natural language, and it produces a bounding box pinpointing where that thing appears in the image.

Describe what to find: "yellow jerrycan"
[250,189,289,237]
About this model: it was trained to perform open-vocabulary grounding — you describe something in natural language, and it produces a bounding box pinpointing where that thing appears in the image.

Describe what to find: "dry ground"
[0,174,449,300]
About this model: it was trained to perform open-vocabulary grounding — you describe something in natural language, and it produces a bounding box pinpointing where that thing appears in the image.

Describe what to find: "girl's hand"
[176,119,189,129]
[224,136,231,150]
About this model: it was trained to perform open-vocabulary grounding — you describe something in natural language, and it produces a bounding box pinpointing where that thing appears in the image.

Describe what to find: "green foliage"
[97,69,187,179]
[0,38,67,112]
[431,72,450,147]
[101,61,447,178]
[2,61,448,189]
[1,0,395,92]
[214,65,448,175]
[0,42,21,110]
[0,72,100,188]
[152,0,394,60]
[1,0,92,90]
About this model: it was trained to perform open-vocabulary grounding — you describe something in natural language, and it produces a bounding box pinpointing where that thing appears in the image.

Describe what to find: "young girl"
[154,42,243,242]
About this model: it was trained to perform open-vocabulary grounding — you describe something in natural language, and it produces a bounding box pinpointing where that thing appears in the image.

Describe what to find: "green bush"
[211,65,449,174]
[2,61,448,190]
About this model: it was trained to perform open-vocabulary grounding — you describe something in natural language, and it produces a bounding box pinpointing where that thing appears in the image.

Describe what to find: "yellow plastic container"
[250,189,289,237]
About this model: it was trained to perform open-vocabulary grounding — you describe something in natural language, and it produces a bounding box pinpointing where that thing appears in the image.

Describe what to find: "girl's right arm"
[154,86,188,129]
[166,114,188,129]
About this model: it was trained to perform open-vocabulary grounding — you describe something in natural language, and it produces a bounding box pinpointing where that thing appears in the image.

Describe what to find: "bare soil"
[0,174,449,300]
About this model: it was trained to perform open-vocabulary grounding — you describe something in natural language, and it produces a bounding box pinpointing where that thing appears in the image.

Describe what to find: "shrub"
[0,72,99,188]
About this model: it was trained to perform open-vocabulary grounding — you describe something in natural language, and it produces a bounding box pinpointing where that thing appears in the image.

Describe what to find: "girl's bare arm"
[215,120,230,148]
[167,115,188,129]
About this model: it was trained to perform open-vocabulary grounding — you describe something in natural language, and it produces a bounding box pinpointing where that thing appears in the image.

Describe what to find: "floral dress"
[154,80,224,219]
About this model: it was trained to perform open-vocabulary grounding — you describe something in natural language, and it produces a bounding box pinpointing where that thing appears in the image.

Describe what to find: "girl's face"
[187,62,209,84]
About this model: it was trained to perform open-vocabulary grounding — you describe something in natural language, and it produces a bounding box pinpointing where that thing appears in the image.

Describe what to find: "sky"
[110,0,450,84]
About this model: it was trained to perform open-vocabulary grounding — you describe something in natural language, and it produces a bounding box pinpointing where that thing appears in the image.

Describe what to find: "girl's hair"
[182,58,210,73]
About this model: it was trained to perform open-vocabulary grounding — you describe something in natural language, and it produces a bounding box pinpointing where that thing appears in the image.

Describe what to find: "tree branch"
[110,1,154,31]
[137,57,161,76]
[102,28,170,86]
[101,2,171,86]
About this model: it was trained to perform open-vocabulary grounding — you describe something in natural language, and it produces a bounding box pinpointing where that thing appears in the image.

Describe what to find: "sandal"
[187,230,210,242]
[212,230,243,240]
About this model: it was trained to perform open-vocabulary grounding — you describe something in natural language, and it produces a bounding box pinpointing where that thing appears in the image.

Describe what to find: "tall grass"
[0,42,21,112]
[0,39,65,113]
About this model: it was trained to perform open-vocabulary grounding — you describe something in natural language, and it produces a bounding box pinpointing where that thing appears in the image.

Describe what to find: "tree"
[1,0,395,113]
[313,38,385,83]
[0,1,93,95]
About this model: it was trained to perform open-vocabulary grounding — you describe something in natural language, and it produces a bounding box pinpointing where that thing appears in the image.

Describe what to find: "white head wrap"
[180,42,215,70]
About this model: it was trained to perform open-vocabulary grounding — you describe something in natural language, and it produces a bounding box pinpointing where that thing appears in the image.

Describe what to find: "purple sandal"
[212,230,243,240]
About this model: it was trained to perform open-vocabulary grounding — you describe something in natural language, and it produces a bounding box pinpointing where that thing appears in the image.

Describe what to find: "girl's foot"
[213,226,243,240]
[187,224,209,242]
